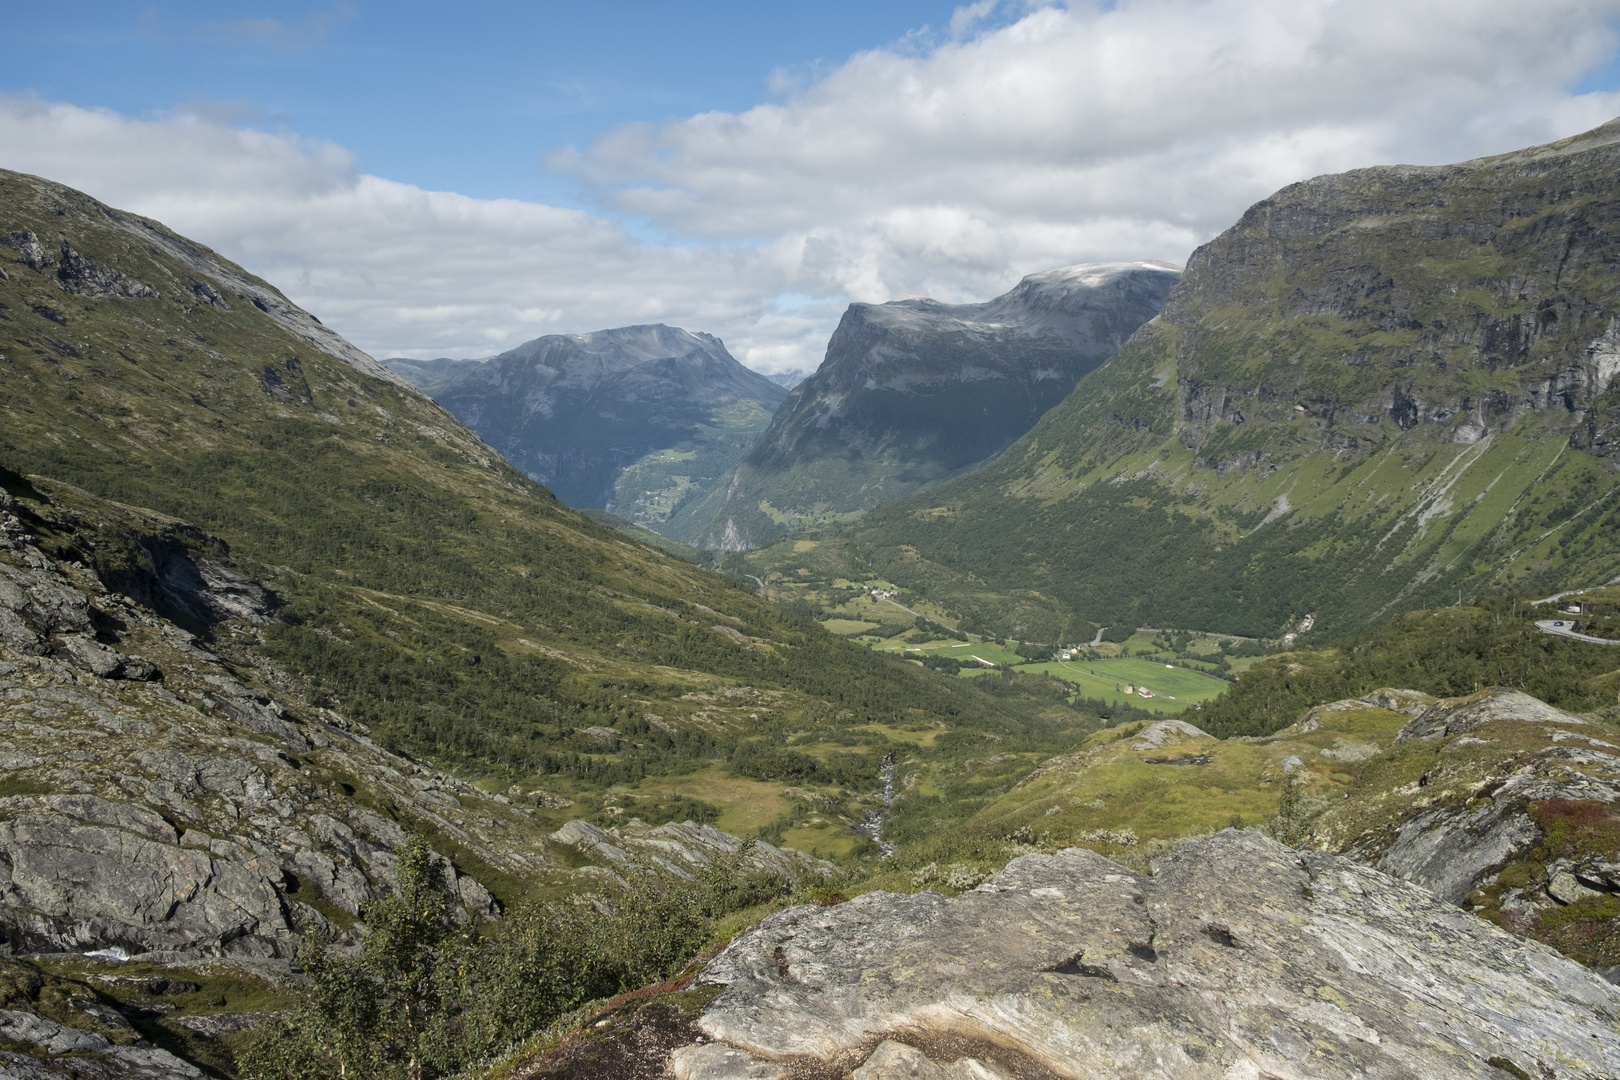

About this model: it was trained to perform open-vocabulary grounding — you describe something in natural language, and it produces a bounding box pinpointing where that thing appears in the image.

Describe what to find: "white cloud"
[574,0,1620,307]
[0,95,805,365]
[4,0,1620,373]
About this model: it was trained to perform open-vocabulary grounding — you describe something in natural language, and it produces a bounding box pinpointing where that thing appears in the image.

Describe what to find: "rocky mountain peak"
[673,262,1179,549]
[387,323,788,521]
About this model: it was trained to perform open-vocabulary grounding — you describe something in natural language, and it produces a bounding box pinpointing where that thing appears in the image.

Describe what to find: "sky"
[4,1,1620,374]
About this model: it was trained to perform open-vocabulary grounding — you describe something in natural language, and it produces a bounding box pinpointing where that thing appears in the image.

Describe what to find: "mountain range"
[382,324,787,528]
[673,262,1180,549]
[743,119,1620,642]
[0,163,1089,907]
[4,115,1620,1080]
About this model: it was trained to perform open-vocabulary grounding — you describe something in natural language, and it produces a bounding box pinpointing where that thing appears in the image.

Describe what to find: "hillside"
[741,119,1620,642]
[388,324,788,529]
[674,263,1179,549]
[0,167,1123,868]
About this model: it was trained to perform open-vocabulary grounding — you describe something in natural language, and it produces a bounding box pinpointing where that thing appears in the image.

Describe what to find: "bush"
[241,837,794,1080]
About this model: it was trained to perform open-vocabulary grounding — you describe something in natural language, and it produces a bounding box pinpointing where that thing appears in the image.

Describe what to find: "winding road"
[1534,620,1620,645]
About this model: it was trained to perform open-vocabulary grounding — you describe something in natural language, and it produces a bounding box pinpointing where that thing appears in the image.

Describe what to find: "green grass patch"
[820,618,881,635]
[1019,657,1229,712]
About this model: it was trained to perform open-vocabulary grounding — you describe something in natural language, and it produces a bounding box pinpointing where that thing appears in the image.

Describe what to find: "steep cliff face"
[411,325,787,525]
[675,263,1179,549]
[816,118,1620,638]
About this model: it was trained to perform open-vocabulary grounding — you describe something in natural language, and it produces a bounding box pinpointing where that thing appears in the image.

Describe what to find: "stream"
[854,753,896,857]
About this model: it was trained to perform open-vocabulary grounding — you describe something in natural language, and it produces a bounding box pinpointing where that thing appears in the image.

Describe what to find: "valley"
[673,262,1181,549]
[3,114,1620,1080]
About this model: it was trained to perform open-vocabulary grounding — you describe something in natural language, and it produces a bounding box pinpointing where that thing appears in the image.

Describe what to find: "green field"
[821,618,882,635]
[882,638,1021,666]
[1011,657,1231,713]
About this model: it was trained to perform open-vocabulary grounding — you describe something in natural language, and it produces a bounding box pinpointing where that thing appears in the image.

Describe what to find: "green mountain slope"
[0,167,1114,861]
[675,263,1178,550]
[388,325,787,531]
[745,119,1620,641]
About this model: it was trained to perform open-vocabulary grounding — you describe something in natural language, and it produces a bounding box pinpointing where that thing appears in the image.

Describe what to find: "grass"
[617,768,791,837]
[1018,658,1230,712]
[957,692,1418,861]
[820,618,882,635]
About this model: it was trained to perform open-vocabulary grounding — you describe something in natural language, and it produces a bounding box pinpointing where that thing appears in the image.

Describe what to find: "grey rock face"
[1397,687,1584,741]
[0,1008,202,1078]
[681,832,1620,1079]
[1,231,52,271]
[1128,719,1208,750]
[56,242,155,299]
[1329,687,1620,917]
[682,263,1179,549]
[0,509,545,963]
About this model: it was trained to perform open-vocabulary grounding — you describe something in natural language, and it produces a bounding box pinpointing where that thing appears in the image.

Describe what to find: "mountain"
[765,367,810,390]
[670,263,1181,549]
[744,119,1620,641]
[378,355,486,396]
[385,325,788,530]
[0,165,1107,910]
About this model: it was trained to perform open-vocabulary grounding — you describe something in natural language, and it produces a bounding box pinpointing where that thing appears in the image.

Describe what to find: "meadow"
[1011,657,1231,713]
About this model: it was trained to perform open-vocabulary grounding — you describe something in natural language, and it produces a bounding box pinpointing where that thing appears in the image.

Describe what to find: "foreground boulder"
[667,831,1618,1079]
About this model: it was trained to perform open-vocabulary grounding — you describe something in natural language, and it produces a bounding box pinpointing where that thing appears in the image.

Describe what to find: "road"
[1534,620,1620,646]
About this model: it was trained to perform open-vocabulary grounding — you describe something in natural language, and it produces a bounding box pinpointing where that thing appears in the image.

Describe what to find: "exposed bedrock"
[675,832,1619,1080]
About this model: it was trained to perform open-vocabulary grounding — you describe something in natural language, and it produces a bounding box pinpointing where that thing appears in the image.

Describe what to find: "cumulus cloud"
[0,95,800,364]
[4,0,1620,372]
[574,0,1620,306]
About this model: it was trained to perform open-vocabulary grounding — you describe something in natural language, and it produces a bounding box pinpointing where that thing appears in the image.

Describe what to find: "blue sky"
[4,1,1620,369]
[6,2,987,209]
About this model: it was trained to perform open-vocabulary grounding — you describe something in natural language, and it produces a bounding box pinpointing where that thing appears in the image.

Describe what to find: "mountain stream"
[854,753,896,857]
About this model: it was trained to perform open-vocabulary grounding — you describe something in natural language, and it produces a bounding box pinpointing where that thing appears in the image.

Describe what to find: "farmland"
[1012,657,1231,713]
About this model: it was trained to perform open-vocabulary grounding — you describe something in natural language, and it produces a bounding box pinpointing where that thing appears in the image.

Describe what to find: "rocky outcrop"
[548,818,836,882]
[0,1009,202,1079]
[1,231,52,271]
[1309,688,1620,950]
[55,241,155,300]
[0,490,542,964]
[0,954,206,1079]
[665,832,1619,1079]
[1128,719,1208,750]
[681,263,1179,549]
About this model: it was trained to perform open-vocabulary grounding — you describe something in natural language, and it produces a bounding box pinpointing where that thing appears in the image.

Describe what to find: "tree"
[241,835,463,1080]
